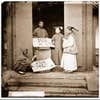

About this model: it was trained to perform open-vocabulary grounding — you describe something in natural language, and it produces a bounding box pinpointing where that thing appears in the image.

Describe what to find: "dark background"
[32,2,64,37]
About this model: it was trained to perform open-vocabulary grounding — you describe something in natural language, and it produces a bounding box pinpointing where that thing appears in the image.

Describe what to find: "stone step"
[8,78,86,88]
[8,86,98,96]
[46,93,98,97]
[6,72,98,97]
[9,91,98,98]
[18,72,86,80]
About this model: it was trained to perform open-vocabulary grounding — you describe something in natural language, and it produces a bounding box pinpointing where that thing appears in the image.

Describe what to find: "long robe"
[52,33,63,65]
[61,34,77,71]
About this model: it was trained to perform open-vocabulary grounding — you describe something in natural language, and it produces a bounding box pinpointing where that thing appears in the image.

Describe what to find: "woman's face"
[55,28,60,34]
[66,28,71,33]
[39,21,44,28]
[65,28,71,36]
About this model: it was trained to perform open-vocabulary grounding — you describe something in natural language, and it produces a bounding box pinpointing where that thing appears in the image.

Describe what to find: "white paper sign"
[32,38,55,47]
[9,91,45,97]
[31,58,55,72]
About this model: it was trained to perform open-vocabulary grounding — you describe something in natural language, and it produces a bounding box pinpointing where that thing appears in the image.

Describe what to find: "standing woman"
[52,27,63,65]
[61,26,78,72]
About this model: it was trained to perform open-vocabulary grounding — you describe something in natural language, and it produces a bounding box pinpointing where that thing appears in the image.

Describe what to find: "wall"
[15,2,32,61]
[64,3,83,67]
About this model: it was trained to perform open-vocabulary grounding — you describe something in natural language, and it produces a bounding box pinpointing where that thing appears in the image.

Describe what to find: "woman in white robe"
[61,26,78,72]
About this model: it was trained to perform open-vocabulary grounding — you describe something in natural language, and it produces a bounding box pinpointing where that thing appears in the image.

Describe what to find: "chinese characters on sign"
[32,38,55,48]
[31,58,55,72]
[32,38,55,72]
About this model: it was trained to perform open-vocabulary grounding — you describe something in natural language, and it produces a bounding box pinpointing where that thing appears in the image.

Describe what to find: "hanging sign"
[32,38,55,48]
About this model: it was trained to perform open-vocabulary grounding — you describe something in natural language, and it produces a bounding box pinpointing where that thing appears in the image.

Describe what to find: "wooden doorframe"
[82,3,95,71]
[6,3,13,70]
[12,3,16,67]
[82,3,87,71]
[5,3,16,70]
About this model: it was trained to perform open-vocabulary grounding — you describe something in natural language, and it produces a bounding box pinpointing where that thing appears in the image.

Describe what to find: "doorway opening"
[32,2,64,38]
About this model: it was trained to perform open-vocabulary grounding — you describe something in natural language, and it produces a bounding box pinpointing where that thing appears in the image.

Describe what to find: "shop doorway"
[32,2,64,38]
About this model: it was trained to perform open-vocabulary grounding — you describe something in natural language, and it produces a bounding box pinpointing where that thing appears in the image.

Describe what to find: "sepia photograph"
[1,0,99,98]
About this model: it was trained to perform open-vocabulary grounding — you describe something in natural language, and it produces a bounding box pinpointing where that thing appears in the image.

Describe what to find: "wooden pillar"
[6,3,17,69]
[82,4,93,71]
[11,3,16,66]
[6,3,13,69]
[86,4,93,71]
[82,4,87,71]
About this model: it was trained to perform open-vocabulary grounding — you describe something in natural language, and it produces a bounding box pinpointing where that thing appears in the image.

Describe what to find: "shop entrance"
[32,2,64,38]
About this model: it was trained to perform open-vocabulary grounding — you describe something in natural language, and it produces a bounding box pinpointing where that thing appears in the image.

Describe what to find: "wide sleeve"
[63,35,74,48]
